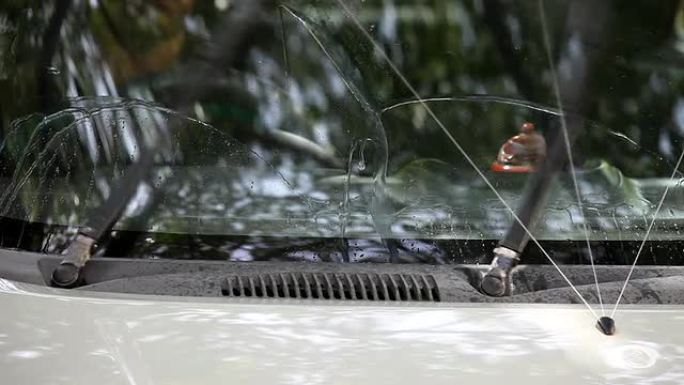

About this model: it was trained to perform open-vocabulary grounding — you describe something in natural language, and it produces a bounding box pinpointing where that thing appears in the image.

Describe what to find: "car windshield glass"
[1,0,683,266]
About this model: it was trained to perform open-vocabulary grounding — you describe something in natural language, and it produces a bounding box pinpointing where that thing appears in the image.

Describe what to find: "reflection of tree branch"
[155,79,344,169]
[38,0,71,110]
[260,129,343,169]
[175,0,273,107]
[482,0,538,101]
[29,0,73,248]
[156,1,344,168]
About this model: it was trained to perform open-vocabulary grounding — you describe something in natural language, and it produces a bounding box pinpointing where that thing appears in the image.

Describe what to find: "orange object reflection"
[491,122,546,173]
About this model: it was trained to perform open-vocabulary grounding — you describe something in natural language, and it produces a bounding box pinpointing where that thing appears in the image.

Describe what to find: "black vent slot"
[220,273,440,302]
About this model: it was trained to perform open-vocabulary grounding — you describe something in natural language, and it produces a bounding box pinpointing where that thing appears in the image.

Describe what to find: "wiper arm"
[481,115,575,296]
[481,0,612,296]
[50,148,156,288]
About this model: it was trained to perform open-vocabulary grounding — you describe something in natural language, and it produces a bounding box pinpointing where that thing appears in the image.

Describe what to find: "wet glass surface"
[1,0,684,265]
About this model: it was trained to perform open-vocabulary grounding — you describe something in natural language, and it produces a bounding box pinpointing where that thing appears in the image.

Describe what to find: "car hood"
[1,278,683,385]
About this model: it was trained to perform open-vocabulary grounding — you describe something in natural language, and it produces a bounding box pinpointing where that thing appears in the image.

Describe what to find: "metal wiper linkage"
[480,0,612,298]
[51,146,157,288]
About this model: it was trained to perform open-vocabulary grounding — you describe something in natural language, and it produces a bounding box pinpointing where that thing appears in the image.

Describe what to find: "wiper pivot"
[50,233,95,288]
[480,246,520,296]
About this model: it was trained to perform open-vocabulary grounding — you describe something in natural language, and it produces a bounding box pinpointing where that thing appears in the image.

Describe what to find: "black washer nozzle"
[481,247,520,297]
[596,316,616,336]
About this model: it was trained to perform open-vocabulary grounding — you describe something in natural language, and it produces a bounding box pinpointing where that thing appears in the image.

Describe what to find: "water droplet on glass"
[357,139,369,171]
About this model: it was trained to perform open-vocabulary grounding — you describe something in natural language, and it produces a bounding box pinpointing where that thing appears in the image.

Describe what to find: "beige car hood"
[1,278,683,385]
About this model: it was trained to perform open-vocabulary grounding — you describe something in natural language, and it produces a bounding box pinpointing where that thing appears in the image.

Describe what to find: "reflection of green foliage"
[90,0,182,54]
[290,0,683,177]
[3,0,684,255]
[386,158,464,204]
[203,102,257,126]
[87,0,189,81]
[2,0,684,178]
[581,159,649,213]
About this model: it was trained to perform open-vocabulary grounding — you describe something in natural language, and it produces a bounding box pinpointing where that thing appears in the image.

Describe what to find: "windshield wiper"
[481,115,577,296]
[481,0,612,297]
[50,148,156,288]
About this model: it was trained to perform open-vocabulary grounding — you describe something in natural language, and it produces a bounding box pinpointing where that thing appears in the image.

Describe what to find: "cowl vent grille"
[220,272,440,302]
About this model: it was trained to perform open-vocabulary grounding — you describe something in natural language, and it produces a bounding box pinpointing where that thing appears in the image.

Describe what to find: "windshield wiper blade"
[50,148,156,288]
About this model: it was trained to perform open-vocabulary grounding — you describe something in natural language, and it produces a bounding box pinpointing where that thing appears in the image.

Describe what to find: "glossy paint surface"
[1,278,683,384]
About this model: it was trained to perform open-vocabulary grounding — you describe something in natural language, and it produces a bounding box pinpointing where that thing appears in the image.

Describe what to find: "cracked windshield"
[1,0,684,269]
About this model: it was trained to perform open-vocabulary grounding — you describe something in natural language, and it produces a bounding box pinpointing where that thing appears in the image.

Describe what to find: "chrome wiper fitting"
[480,247,520,297]
[51,233,96,288]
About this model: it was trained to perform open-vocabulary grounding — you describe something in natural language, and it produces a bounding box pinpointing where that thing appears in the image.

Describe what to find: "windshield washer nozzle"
[596,316,616,336]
